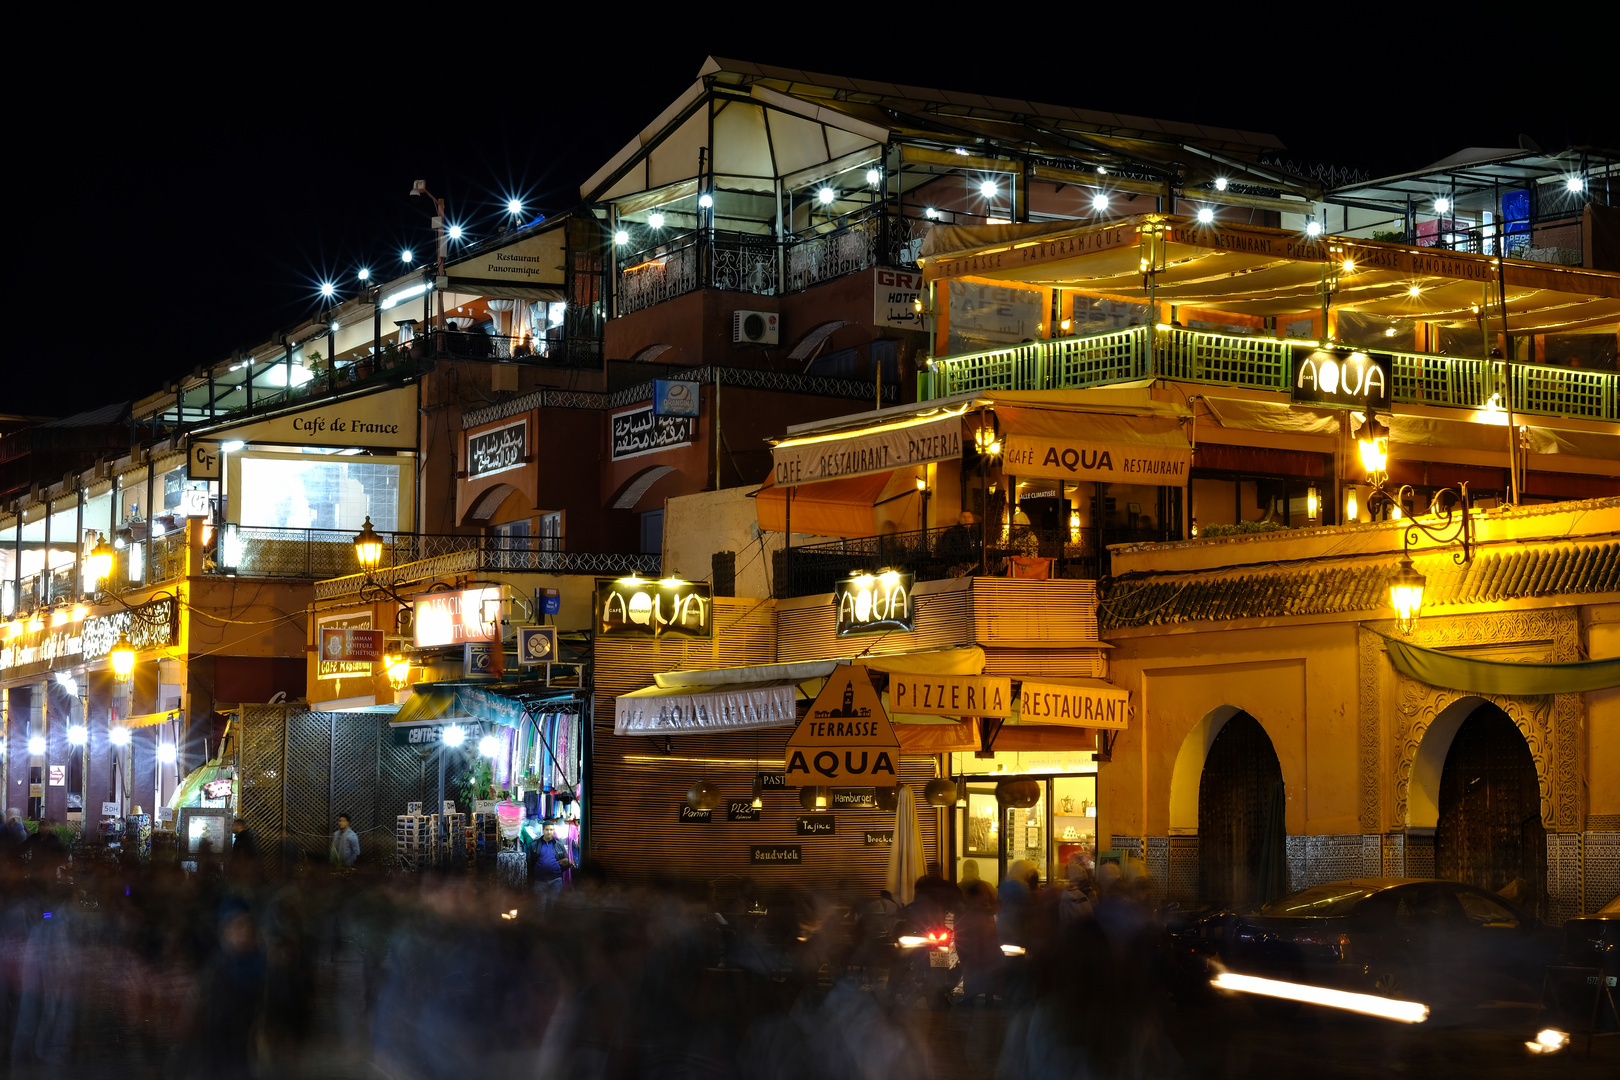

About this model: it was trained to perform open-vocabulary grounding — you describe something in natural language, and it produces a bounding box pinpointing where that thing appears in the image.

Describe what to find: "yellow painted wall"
[1587,602,1620,819]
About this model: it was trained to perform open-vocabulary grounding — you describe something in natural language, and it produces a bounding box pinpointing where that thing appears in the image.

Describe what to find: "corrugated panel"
[592,596,941,895]
[776,587,973,663]
[589,725,942,895]
[982,648,1107,678]
[973,578,1099,643]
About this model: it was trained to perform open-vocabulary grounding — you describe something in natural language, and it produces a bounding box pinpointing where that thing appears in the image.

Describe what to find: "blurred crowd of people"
[1,826,1183,1080]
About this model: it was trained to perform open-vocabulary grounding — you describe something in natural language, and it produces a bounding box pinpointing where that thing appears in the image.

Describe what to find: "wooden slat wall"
[972,578,1099,643]
[591,597,941,895]
[777,580,974,663]
[983,648,1106,678]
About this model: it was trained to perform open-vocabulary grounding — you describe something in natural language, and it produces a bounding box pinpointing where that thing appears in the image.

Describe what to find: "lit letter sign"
[1291,346,1390,410]
[833,572,914,637]
[596,578,712,638]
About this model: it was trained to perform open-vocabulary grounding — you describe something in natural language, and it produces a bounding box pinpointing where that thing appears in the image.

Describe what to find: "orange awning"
[755,471,893,538]
[122,710,181,730]
[995,726,1096,752]
[896,720,979,753]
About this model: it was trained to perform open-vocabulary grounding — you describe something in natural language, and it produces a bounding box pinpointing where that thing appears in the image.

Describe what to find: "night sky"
[19,14,1613,418]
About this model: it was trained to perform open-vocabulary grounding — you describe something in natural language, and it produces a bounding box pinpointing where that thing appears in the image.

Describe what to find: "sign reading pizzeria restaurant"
[467,419,527,479]
[1017,679,1130,730]
[785,666,899,785]
[890,673,1011,718]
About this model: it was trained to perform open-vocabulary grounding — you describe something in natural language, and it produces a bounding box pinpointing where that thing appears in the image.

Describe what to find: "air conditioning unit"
[733,310,779,345]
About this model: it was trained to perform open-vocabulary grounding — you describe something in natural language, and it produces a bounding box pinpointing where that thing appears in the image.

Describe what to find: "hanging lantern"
[1389,556,1426,634]
[996,779,1041,809]
[923,778,958,807]
[799,786,829,810]
[874,786,900,812]
[687,780,721,812]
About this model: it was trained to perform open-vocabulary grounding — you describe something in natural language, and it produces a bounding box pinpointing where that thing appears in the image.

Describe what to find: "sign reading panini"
[772,413,962,485]
[890,674,1011,718]
[786,666,900,784]
[1018,680,1130,730]
[1003,435,1190,487]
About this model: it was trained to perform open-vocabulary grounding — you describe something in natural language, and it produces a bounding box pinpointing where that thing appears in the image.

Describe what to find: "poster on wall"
[317,613,374,680]
[611,405,695,460]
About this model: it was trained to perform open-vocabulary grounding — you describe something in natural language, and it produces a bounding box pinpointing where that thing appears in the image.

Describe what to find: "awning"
[390,685,579,730]
[996,404,1193,487]
[861,646,986,677]
[755,471,892,537]
[615,680,801,735]
[1382,635,1620,695]
[393,688,457,725]
[769,407,968,485]
[122,710,181,730]
[1203,396,1341,438]
[655,658,843,688]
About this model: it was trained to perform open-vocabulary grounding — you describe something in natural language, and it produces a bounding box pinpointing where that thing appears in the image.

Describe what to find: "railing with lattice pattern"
[924,327,1618,420]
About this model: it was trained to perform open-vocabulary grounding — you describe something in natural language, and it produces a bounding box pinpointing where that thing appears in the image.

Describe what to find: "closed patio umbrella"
[887,784,926,904]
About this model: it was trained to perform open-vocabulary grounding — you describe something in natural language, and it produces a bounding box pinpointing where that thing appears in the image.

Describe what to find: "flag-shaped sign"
[785,665,900,785]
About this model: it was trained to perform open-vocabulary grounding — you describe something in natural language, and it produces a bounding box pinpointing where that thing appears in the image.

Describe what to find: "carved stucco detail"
[1358,627,1382,832]
[1362,608,1583,833]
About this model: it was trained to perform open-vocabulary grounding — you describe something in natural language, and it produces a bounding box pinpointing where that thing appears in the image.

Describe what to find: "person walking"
[328,814,359,869]
[529,820,572,907]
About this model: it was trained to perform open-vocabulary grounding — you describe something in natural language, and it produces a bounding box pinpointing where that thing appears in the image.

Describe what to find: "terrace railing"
[924,325,1619,421]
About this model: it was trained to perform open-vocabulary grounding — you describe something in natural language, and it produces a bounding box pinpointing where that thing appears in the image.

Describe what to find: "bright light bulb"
[818,188,836,205]
[157,743,177,764]
[478,735,500,757]
[1197,207,1215,224]
[924,207,939,219]
[320,282,335,298]
[613,229,629,244]
[28,736,46,755]
[441,725,466,748]
[109,727,132,747]
[1342,259,1356,273]
[448,224,462,239]
[1407,284,1422,297]
[400,249,413,263]
[648,213,665,229]
[1091,193,1108,211]
[979,180,998,199]
[508,199,523,215]
[1306,221,1322,237]
[866,168,881,186]
[357,268,371,281]
[698,192,713,208]
[1566,177,1584,193]
[1214,177,1228,191]
[1434,197,1451,215]
[330,321,340,333]
[68,725,88,746]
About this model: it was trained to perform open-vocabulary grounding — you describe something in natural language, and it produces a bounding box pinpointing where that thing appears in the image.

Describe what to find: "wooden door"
[1436,705,1545,920]
[1198,711,1287,911]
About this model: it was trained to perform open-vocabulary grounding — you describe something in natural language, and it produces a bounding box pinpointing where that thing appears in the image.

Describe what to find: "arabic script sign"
[612,405,694,460]
[467,419,527,478]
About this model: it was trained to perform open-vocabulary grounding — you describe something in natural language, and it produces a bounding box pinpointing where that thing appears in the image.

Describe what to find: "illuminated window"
[238,457,403,532]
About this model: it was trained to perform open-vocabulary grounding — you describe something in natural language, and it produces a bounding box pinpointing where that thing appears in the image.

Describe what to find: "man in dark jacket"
[530,820,573,907]
[912,861,963,924]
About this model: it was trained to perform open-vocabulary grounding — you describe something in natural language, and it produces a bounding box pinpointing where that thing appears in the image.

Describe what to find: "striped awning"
[122,710,181,730]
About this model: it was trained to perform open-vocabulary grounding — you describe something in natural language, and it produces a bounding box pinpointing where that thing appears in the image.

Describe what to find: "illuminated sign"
[1002,436,1191,487]
[467,419,527,479]
[834,572,914,637]
[517,625,557,665]
[1291,346,1390,410]
[785,666,899,785]
[317,613,374,680]
[890,674,1011,718]
[596,578,711,638]
[413,587,501,648]
[319,627,383,663]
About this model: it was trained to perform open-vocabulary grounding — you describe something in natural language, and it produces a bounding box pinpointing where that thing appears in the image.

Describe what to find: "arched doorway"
[1197,711,1287,911]
[1436,703,1545,918]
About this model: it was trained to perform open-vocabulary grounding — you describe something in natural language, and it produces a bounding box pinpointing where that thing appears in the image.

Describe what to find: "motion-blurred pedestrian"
[329,814,359,869]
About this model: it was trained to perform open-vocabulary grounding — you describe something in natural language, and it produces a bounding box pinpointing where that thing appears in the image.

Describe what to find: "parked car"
[1220,878,1560,1020]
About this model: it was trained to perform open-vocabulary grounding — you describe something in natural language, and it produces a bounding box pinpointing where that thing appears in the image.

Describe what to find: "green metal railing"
[923,326,1619,421]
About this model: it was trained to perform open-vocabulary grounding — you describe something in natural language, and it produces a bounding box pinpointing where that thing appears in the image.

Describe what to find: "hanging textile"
[1381,634,1620,695]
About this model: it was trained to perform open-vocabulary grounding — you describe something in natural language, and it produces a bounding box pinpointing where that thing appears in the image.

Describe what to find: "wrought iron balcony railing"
[776,525,1109,598]
[922,325,1619,421]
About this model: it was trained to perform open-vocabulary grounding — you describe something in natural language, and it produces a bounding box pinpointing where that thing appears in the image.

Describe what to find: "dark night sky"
[18,10,1613,418]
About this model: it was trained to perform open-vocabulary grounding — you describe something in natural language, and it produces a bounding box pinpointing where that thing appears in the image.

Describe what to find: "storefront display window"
[951,752,1096,887]
[237,456,403,532]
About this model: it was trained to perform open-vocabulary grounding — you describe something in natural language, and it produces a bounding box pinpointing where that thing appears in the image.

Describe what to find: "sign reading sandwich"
[785,665,900,785]
[1003,434,1190,487]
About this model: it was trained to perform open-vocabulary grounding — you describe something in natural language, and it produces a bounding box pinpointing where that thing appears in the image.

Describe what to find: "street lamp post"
[410,180,448,334]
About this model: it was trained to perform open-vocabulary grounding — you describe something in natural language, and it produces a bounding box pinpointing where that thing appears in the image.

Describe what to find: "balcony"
[776,525,1114,599]
[208,527,660,594]
[921,324,1619,421]
[616,208,930,316]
